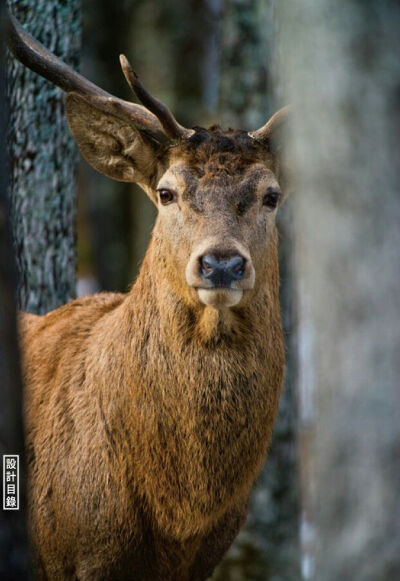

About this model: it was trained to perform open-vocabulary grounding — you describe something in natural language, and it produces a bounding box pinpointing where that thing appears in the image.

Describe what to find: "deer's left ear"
[248,106,290,152]
[249,106,292,197]
[66,92,168,198]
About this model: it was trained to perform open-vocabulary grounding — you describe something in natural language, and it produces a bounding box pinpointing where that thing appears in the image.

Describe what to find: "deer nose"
[199,254,246,287]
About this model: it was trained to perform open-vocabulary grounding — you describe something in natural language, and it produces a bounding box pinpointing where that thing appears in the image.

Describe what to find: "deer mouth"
[196,288,244,308]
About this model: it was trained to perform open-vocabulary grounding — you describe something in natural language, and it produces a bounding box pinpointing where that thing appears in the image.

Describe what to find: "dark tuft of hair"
[174,125,271,177]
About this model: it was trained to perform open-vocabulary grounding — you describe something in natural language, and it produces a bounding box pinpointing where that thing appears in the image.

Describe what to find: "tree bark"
[0,5,32,578]
[7,0,81,314]
[279,0,400,578]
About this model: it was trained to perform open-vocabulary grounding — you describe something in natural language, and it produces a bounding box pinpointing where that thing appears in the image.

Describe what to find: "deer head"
[7,13,289,310]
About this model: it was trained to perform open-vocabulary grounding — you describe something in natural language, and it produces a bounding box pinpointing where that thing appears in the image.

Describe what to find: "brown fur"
[20,118,287,580]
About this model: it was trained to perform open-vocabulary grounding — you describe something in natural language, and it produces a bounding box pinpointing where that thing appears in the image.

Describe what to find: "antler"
[7,13,109,98]
[120,55,192,140]
[248,106,290,144]
[6,12,190,143]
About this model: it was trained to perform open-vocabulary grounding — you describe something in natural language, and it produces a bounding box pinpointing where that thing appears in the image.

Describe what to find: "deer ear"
[66,92,166,189]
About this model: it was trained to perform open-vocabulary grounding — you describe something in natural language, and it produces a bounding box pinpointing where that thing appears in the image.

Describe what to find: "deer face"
[6,15,288,309]
[153,131,283,308]
[66,93,288,308]
[64,91,287,309]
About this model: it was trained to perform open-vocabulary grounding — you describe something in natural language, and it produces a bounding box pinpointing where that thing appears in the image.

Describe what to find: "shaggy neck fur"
[119,226,285,540]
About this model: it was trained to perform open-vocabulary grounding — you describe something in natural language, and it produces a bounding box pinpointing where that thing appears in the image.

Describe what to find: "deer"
[7,11,290,581]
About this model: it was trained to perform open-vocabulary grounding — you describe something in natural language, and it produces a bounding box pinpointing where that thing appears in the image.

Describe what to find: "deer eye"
[263,190,281,210]
[158,189,175,205]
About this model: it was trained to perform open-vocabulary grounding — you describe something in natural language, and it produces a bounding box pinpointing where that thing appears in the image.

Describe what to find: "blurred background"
[2,0,400,580]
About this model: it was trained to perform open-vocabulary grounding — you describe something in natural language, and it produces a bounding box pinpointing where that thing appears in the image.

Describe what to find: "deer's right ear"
[66,92,167,196]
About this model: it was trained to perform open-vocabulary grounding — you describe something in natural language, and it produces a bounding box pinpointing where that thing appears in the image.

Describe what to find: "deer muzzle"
[186,241,255,307]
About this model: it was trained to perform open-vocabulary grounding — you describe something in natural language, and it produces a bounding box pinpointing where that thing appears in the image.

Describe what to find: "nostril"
[228,256,245,279]
[200,254,218,277]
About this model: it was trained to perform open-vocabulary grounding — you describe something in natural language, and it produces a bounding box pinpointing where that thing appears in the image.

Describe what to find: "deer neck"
[123,235,284,539]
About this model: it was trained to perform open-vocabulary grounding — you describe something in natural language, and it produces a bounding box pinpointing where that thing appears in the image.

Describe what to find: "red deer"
[7,12,290,581]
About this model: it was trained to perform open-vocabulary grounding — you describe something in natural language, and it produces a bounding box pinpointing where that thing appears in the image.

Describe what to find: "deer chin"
[197,288,243,308]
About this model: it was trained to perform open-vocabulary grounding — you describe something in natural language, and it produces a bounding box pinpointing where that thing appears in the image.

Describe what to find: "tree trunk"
[7,0,81,314]
[0,5,32,578]
[279,0,400,578]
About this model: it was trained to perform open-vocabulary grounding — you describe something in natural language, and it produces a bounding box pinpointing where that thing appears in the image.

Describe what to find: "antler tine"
[120,54,192,141]
[6,12,109,98]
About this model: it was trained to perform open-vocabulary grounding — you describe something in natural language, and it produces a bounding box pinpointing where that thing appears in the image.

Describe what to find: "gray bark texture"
[279,0,400,579]
[7,0,81,314]
[0,5,32,578]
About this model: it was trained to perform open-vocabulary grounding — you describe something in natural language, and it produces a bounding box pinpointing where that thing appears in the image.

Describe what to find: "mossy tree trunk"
[7,0,81,314]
